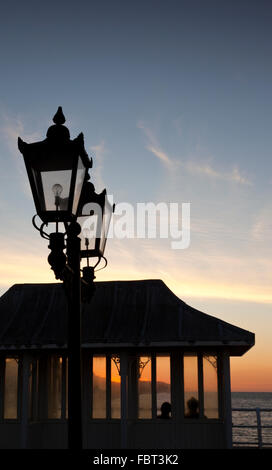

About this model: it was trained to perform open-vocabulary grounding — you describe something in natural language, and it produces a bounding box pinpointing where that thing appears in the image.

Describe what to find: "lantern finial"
[46,106,70,140]
[53,107,66,125]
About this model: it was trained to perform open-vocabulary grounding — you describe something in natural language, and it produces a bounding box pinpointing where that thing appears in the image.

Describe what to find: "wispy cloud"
[186,160,252,185]
[0,113,42,197]
[90,141,107,192]
[137,121,176,170]
[251,207,272,241]
[137,120,157,147]
[229,167,252,186]
[186,161,221,178]
[138,120,252,186]
[0,113,41,158]
[137,121,252,186]
[146,145,174,167]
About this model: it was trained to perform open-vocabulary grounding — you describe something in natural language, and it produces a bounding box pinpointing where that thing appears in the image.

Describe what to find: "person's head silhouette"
[158,401,171,419]
[186,396,199,418]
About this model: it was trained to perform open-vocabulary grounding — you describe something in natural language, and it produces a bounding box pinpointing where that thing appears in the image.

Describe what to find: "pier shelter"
[0,280,254,449]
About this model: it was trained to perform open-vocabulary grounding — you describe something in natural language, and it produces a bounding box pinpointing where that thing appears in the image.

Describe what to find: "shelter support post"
[20,353,31,449]
[222,352,232,449]
[120,352,128,449]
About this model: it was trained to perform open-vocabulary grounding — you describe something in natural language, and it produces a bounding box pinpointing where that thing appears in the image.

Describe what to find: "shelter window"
[156,355,171,418]
[48,356,62,419]
[65,357,68,419]
[203,355,219,419]
[111,356,121,419]
[183,353,220,420]
[92,355,107,418]
[138,356,152,419]
[183,354,199,419]
[4,358,19,420]
[91,354,121,419]
[137,354,172,420]
[28,355,67,421]
[28,358,39,421]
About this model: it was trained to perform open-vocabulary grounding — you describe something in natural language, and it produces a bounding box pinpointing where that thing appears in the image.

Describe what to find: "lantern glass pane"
[99,196,113,255]
[79,201,103,255]
[79,213,98,251]
[27,151,80,217]
[72,156,86,215]
[39,169,72,211]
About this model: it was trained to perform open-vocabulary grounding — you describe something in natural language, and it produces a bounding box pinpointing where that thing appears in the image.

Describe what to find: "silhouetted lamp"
[77,177,115,264]
[18,107,92,223]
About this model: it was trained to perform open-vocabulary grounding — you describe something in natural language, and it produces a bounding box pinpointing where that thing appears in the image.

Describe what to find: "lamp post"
[18,107,113,450]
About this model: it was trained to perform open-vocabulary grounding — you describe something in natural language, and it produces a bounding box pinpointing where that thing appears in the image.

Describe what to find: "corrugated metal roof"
[0,280,254,354]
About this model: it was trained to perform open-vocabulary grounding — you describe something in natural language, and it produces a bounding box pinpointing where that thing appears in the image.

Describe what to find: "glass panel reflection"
[111,356,121,419]
[28,362,33,419]
[138,356,152,419]
[4,358,18,419]
[48,356,62,419]
[156,355,171,418]
[93,355,106,418]
[72,156,85,215]
[66,357,68,419]
[100,195,113,254]
[203,355,219,419]
[79,201,103,255]
[80,213,98,252]
[184,355,199,418]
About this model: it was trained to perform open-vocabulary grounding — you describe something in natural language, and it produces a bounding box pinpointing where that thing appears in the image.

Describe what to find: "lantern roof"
[18,106,92,169]
[0,280,254,356]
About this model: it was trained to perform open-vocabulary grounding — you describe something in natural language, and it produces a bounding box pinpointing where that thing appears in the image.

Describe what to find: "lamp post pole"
[66,221,83,450]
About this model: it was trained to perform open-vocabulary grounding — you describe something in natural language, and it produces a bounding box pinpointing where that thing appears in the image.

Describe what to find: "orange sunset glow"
[0,234,271,393]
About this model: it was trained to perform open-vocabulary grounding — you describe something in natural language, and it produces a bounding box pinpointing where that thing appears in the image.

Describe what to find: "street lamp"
[18,107,113,450]
[18,107,91,223]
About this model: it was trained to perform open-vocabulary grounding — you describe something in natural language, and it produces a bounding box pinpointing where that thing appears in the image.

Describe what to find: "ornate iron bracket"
[137,357,151,378]
[112,354,121,375]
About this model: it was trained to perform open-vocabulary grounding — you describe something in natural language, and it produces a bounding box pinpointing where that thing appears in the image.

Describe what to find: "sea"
[231,392,272,447]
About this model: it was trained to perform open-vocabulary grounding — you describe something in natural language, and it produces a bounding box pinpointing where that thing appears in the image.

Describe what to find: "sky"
[0,0,272,391]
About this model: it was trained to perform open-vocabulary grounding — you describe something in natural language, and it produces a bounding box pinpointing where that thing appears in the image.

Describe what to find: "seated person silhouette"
[157,401,171,419]
[185,396,199,418]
